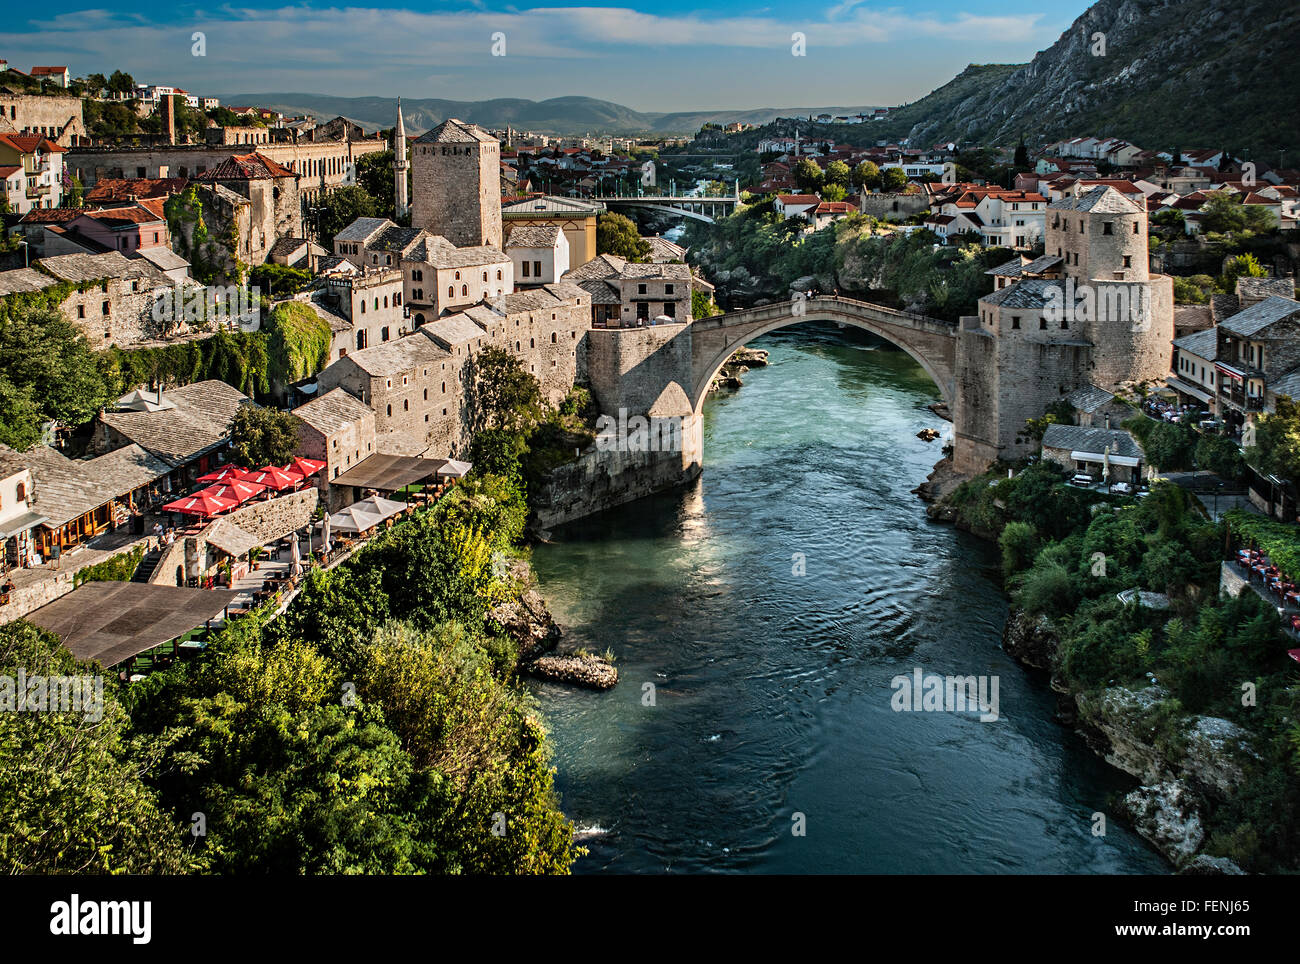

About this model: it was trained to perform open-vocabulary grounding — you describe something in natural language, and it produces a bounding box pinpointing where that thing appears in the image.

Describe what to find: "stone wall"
[0,93,85,145]
[532,414,703,529]
[586,324,693,416]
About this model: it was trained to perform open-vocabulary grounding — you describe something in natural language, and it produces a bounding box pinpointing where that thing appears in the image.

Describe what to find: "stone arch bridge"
[688,296,957,412]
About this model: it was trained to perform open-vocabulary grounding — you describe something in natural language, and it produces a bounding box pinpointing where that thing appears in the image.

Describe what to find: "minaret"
[393,98,409,220]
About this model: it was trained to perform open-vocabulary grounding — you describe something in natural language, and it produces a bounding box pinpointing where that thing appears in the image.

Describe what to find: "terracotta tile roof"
[0,133,64,153]
[194,152,296,181]
[85,177,188,203]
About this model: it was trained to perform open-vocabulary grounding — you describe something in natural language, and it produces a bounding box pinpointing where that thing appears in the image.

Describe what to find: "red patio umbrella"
[197,465,252,484]
[247,465,298,490]
[162,491,239,517]
[200,480,267,504]
[283,457,327,482]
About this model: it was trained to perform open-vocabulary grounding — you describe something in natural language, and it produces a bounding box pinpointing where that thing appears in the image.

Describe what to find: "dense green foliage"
[596,212,651,262]
[229,405,301,467]
[73,546,146,587]
[0,622,192,873]
[1224,510,1300,583]
[685,201,1003,318]
[0,304,118,450]
[263,300,332,386]
[1246,396,1300,483]
[105,328,271,400]
[314,186,379,249]
[945,460,1300,871]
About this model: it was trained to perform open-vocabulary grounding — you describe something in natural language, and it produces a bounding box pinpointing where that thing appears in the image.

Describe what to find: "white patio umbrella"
[1102,444,1111,484]
[321,512,331,553]
[289,532,302,577]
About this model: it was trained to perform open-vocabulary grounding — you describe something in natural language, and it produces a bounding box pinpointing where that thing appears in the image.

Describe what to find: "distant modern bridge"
[596,194,741,224]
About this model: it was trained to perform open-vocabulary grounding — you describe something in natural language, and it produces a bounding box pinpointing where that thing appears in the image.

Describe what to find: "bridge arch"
[688,297,958,415]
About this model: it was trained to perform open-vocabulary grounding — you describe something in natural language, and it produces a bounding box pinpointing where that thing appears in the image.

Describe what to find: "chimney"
[161,95,177,144]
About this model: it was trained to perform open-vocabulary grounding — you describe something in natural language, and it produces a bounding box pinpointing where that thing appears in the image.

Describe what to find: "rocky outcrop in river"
[528,653,619,690]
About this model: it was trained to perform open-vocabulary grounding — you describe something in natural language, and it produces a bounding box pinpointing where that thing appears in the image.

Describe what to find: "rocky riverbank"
[710,346,769,394]
[487,558,619,690]
[1001,609,1252,873]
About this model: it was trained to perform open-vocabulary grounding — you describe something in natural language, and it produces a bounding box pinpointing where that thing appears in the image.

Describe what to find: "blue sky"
[3,2,1089,110]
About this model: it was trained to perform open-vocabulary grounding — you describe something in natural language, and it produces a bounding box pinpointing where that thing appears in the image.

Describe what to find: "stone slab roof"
[561,253,626,282]
[0,267,57,297]
[293,386,373,436]
[137,246,191,273]
[1050,184,1142,214]
[414,118,495,144]
[198,517,262,557]
[1237,277,1295,301]
[40,250,170,286]
[505,224,562,248]
[420,314,488,348]
[423,243,509,269]
[1172,327,1219,360]
[1064,384,1117,413]
[1041,424,1143,460]
[1268,366,1300,401]
[334,217,393,243]
[980,278,1058,309]
[21,442,172,528]
[344,332,448,376]
[98,380,248,466]
[1218,296,1300,339]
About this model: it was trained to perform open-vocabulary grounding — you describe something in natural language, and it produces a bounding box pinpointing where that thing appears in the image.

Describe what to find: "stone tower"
[393,99,409,220]
[951,184,1173,472]
[410,117,502,248]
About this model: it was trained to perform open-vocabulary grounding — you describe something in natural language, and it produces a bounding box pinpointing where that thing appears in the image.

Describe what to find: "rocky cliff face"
[998,610,1253,872]
[888,0,1299,157]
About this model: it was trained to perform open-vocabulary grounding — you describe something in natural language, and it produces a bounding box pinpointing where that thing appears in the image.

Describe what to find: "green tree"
[314,185,378,249]
[1247,395,1300,481]
[0,621,191,874]
[821,183,848,202]
[1201,193,1274,235]
[1220,253,1267,294]
[228,404,301,466]
[881,167,909,192]
[851,160,881,190]
[999,520,1039,577]
[595,212,651,261]
[0,303,115,445]
[1014,138,1029,168]
[465,345,546,435]
[825,160,851,189]
[106,70,135,96]
[356,148,397,220]
[793,158,824,193]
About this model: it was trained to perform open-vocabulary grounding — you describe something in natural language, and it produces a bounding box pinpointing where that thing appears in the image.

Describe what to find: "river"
[530,324,1166,874]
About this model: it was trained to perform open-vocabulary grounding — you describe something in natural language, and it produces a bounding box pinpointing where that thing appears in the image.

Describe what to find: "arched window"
[496,269,502,280]
[530,338,535,348]
[360,301,366,314]
[374,298,379,311]
[461,285,468,296]
[383,296,388,308]
[454,271,461,280]
[403,399,409,411]
[551,332,557,343]
[448,286,454,298]
[482,271,488,282]
[386,404,392,416]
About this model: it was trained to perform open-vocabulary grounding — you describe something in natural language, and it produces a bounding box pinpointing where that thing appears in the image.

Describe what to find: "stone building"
[0,92,85,146]
[952,184,1175,470]
[332,216,512,325]
[312,281,590,458]
[192,152,303,266]
[501,194,603,268]
[411,118,502,249]
[64,137,386,205]
[0,251,176,348]
[1040,424,1145,484]
[506,224,569,285]
[562,256,706,327]
[292,386,377,498]
[302,266,407,363]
